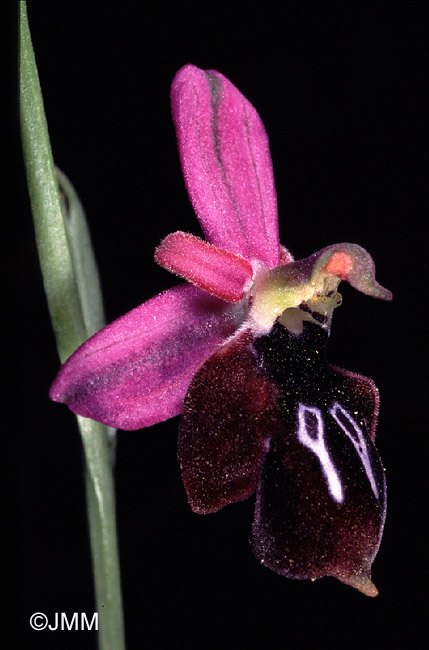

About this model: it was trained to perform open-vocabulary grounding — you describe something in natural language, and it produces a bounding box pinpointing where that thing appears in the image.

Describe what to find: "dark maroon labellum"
[251,322,386,595]
[178,321,386,596]
[178,330,279,514]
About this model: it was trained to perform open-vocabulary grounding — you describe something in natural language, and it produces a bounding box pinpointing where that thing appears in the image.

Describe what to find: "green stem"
[79,417,126,650]
[19,3,125,648]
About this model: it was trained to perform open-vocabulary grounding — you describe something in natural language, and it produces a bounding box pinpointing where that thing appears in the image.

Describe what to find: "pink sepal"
[155,231,254,302]
[49,284,245,430]
[171,64,281,268]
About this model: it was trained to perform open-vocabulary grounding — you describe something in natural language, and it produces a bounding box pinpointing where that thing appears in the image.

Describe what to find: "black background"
[11,1,426,649]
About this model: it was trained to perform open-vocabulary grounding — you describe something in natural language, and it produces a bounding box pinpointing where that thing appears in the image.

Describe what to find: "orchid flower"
[50,64,392,597]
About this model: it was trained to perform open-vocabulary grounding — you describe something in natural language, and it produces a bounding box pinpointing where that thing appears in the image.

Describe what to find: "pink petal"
[171,64,282,268]
[154,231,254,302]
[49,284,245,430]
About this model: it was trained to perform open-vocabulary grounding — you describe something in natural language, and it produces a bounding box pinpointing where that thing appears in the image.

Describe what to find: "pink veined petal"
[154,231,254,302]
[280,245,294,265]
[49,284,246,430]
[171,64,282,269]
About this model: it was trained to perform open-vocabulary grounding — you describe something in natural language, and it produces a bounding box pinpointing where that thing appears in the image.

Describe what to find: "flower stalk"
[19,2,125,647]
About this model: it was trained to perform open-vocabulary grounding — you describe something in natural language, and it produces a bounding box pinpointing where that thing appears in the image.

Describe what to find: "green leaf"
[19,4,125,648]
[19,1,86,362]
[57,168,107,339]
[56,169,117,449]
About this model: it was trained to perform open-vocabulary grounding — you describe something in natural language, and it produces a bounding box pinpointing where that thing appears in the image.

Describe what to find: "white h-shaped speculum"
[297,402,379,503]
[329,401,379,499]
[297,403,344,503]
